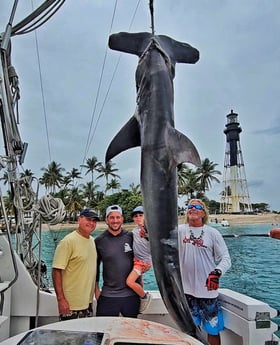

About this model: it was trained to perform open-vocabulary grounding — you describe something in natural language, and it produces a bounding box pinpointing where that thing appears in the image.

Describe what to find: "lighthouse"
[220,110,252,214]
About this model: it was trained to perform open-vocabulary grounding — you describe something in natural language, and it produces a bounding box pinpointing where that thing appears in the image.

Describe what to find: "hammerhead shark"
[106,32,206,343]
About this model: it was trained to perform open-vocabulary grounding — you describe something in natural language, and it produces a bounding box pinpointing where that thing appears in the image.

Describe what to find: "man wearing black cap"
[52,208,99,320]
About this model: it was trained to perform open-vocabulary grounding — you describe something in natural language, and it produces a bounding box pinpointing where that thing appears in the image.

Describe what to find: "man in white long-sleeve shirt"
[178,199,231,345]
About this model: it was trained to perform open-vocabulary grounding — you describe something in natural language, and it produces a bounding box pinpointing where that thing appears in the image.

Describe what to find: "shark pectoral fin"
[168,127,201,167]
[105,116,141,163]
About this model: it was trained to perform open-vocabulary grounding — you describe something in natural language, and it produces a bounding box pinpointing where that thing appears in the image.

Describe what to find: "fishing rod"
[223,228,280,240]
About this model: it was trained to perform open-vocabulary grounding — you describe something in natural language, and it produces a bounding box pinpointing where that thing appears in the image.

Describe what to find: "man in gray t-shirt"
[95,205,140,317]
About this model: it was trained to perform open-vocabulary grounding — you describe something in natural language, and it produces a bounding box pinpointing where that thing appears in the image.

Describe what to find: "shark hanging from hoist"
[105,2,207,344]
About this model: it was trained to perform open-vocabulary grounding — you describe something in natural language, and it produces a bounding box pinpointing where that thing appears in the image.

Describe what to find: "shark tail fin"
[105,116,140,163]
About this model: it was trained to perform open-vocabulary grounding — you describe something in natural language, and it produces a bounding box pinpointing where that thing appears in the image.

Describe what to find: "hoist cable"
[82,0,141,163]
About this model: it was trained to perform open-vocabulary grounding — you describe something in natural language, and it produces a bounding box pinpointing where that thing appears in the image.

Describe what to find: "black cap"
[80,208,100,221]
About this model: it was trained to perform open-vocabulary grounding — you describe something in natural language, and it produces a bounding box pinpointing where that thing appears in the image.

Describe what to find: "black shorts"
[96,295,140,318]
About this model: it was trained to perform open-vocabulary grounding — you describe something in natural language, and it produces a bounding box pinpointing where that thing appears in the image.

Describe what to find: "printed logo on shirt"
[182,236,207,248]
[124,242,133,252]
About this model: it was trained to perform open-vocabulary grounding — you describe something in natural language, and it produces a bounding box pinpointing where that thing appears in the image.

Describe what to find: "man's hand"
[139,225,149,240]
[57,297,70,315]
[205,269,222,290]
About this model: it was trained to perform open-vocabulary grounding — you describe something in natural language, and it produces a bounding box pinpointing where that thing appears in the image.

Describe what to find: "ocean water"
[40,223,280,322]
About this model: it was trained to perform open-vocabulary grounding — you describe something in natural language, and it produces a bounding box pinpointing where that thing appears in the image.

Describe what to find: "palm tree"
[61,175,72,189]
[20,169,34,178]
[177,164,200,200]
[97,161,120,193]
[94,190,105,206]
[177,164,192,194]
[196,158,221,193]
[80,156,102,184]
[106,178,121,194]
[40,161,65,194]
[19,169,36,191]
[81,181,100,207]
[54,188,70,209]
[2,191,14,217]
[129,183,141,196]
[66,168,82,188]
[65,187,84,221]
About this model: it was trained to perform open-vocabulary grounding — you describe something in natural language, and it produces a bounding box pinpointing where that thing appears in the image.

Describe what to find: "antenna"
[149,0,155,35]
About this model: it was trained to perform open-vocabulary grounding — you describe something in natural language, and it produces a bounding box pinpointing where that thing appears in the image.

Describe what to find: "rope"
[82,0,118,162]
[35,195,66,225]
[13,176,36,211]
[33,26,52,162]
[12,0,66,36]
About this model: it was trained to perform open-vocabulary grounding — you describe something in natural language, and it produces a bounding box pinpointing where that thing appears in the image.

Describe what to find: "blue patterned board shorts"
[185,294,224,335]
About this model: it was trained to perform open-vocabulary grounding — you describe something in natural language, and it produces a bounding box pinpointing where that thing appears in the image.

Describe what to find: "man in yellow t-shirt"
[52,208,99,320]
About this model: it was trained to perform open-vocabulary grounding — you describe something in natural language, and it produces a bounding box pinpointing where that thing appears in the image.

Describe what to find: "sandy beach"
[208,213,280,226]
[43,213,280,231]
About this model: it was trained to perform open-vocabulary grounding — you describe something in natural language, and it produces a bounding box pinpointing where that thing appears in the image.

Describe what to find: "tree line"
[0,156,274,222]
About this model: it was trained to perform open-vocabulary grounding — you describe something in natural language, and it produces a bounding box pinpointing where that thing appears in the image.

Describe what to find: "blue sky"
[1,1,280,210]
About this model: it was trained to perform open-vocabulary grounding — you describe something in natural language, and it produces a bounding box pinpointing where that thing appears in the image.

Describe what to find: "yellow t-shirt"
[52,230,97,310]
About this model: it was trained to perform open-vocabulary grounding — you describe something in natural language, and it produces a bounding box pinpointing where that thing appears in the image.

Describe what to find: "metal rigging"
[0,0,66,291]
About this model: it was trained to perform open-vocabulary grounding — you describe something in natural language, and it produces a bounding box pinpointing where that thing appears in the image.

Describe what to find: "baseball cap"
[106,205,123,217]
[80,208,100,221]
[131,206,144,217]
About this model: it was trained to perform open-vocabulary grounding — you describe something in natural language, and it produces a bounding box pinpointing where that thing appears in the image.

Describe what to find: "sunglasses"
[187,204,204,210]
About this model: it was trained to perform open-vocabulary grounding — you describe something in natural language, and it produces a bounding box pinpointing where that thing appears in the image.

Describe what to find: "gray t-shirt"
[132,226,152,265]
[95,229,136,297]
